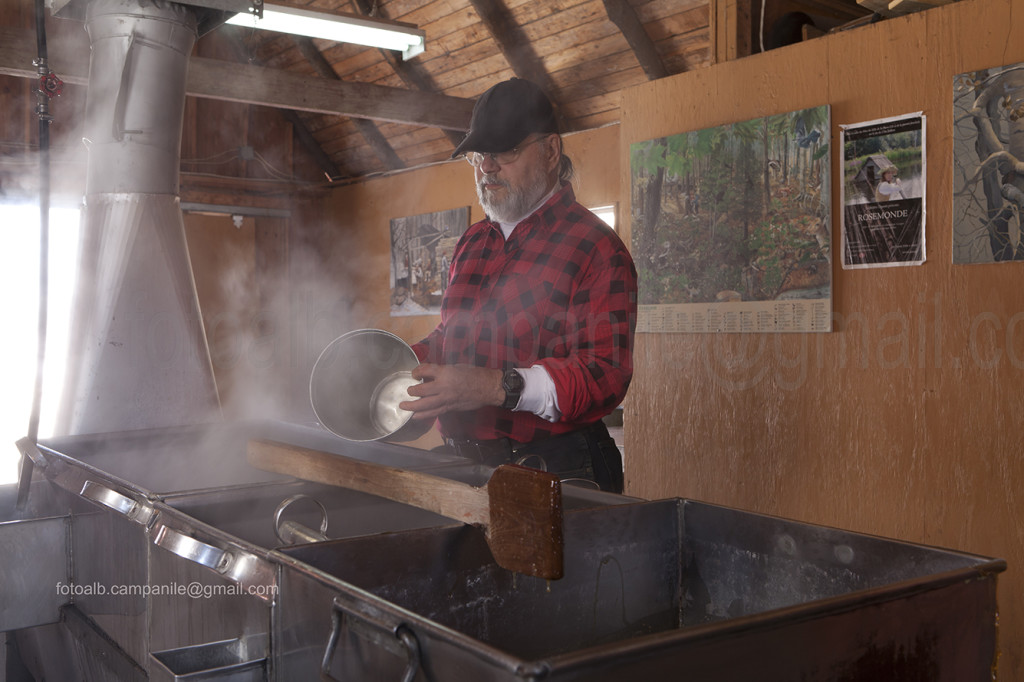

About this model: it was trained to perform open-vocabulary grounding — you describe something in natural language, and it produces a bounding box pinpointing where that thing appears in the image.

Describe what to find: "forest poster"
[630,105,832,333]
[953,62,1024,263]
[389,207,469,316]
[840,113,926,268]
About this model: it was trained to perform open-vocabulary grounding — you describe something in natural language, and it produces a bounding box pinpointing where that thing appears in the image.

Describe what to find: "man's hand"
[399,364,504,420]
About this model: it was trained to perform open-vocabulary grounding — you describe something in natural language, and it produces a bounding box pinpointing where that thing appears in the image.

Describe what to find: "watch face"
[502,369,523,409]
[503,369,524,392]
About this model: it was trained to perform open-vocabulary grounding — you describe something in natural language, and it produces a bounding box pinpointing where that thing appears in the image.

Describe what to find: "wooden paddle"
[247,439,564,580]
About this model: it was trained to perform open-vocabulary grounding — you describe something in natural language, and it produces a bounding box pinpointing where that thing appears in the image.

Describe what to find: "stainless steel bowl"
[309,330,432,442]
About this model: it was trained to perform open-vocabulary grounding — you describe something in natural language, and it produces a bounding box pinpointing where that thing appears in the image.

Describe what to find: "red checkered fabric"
[412,182,637,443]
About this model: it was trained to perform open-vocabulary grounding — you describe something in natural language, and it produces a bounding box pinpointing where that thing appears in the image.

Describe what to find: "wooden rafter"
[465,0,569,132]
[350,0,465,149]
[290,35,405,171]
[0,25,476,129]
[601,0,672,79]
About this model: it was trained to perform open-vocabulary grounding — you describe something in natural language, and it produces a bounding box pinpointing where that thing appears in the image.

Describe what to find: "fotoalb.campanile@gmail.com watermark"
[55,580,278,600]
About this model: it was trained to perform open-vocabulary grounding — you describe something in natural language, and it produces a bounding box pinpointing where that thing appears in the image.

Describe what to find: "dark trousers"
[442,421,623,494]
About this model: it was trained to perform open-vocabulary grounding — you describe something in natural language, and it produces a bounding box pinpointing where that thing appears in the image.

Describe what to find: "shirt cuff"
[515,365,561,423]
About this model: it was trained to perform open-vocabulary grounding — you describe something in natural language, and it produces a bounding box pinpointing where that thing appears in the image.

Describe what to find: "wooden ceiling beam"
[466,0,548,86]
[0,25,475,130]
[601,0,672,79]
[201,58,475,129]
[290,35,405,171]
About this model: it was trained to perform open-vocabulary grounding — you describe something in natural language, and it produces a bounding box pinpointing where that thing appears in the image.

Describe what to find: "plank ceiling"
[201,0,876,185]
[0,0,950,195]
[208,0,721,185]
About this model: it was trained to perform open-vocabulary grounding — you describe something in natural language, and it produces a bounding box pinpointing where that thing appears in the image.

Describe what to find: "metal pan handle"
[321,594,421,682]
[80,480,157,527]
[273,494,329,545]
[153,524,232,572]
[150,524,278,603]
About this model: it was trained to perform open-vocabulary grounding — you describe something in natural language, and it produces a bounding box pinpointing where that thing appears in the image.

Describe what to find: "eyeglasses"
[464,136,548,167]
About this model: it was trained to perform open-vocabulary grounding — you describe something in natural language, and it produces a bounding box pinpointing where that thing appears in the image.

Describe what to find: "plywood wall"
[617,0,1024,676]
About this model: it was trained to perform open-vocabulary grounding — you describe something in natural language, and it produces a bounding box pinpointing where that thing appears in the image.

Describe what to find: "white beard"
[477,164,550,224]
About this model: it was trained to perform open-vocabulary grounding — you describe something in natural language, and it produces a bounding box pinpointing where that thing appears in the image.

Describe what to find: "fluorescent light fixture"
[226,4,425,60]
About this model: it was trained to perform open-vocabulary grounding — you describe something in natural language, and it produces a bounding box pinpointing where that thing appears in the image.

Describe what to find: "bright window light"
[590,204,617,231]
[226,4,426,60]
[1,203,80,485]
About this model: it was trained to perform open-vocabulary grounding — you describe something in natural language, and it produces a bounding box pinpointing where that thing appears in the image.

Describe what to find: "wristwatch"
[501,368,524,410]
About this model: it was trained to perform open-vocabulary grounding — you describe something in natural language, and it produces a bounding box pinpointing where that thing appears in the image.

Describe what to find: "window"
[0,203,80,484]
[589,204,617,231]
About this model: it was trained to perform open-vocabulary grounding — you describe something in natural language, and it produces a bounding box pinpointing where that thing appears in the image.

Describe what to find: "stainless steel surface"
[310,329,431,442]
[150,634,267,682]
[370,370,419,435]
[82,0,196,195]
[62,604,148,681]
[15,605,148,681]
[5,420,1004,680]
[72,486,152,664]
[56,0,219,436]
[46,0,252,23]
[0,484,69,632]
[276,499,1005,681]
[10,420,629,677]
[41,421,468,496]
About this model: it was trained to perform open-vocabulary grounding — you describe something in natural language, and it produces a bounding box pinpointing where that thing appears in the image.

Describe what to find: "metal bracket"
[321,594,421,682]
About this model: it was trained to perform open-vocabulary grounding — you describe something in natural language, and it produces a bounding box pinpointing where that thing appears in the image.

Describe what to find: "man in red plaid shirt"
[400,78,637,493]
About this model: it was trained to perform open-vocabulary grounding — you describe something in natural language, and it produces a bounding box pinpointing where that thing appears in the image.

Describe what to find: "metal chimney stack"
[57,0,221,435]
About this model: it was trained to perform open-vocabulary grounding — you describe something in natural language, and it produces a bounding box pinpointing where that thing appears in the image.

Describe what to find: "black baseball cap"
[451,78,559,159]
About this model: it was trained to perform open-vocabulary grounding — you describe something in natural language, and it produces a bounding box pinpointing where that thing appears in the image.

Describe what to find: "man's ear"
[544,134,562,171]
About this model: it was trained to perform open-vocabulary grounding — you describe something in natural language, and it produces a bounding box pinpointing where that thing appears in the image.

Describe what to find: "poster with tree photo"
[630,105,832,333]
[953,62,1024,263]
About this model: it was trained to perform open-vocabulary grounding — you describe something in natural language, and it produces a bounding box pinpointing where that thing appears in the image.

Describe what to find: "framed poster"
[840,113,926,268]
[389,207,469,316]
[953,63,1024,263]
[630,105,832,333]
